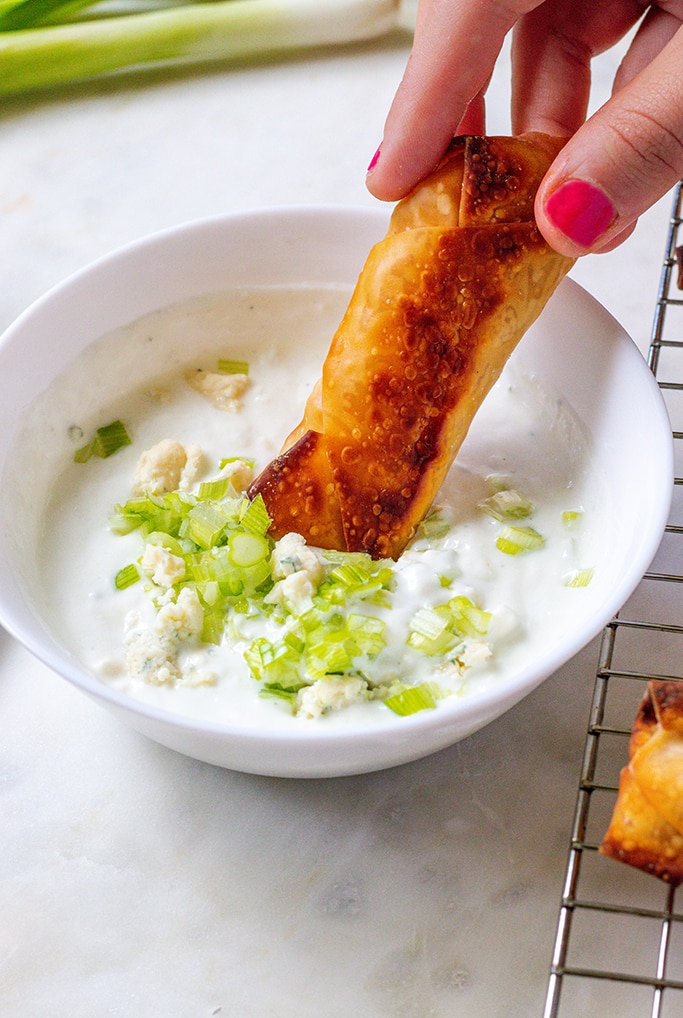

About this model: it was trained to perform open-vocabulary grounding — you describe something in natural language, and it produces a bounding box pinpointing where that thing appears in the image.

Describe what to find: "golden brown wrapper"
[249,133,574,559]
[600,681,683,885]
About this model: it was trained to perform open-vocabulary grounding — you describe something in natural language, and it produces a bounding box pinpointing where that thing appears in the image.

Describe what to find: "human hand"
[366,0,683,256]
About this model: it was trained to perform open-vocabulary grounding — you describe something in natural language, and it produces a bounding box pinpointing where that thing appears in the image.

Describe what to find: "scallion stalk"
[0,0,95,32]
[0,0,401,97]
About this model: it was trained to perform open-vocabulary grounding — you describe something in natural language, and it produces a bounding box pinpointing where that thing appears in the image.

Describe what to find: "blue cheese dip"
[34,286,604,729]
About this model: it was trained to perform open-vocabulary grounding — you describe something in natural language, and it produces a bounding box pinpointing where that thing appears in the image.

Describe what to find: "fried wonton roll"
[249,133,574,559]
[600,681,683,885]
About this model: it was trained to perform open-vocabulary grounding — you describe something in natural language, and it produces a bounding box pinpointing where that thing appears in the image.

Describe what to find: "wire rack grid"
[543,182,683,1017]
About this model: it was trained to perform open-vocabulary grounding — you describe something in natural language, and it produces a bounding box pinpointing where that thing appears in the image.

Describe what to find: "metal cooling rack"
[543,182,683,1017]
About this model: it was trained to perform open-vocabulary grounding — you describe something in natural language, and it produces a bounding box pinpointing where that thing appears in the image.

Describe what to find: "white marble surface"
[0,9,676,1016]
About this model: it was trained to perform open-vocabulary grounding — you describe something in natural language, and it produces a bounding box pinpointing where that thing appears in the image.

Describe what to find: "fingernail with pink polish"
[367,145,381,174]
[545,179,616,248]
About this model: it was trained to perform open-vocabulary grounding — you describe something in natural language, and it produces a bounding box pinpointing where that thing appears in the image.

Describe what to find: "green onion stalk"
[0,0,401,97]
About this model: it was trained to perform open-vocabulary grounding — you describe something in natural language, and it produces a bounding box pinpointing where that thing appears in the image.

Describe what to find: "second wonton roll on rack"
[249,133,575,560]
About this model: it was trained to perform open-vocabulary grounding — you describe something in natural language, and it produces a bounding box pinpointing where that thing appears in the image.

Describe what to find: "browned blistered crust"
[249,133,574,559]
[600,681,683,885]
[247,429,343,548]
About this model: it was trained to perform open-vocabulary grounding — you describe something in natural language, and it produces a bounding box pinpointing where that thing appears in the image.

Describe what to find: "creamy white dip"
[29,286,604,729]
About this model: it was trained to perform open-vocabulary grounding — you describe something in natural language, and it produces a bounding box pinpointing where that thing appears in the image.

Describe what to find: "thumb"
[535,25,683,257]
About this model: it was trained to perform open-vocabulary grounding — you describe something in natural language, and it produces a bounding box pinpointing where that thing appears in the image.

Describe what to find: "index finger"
[366,0,540,201]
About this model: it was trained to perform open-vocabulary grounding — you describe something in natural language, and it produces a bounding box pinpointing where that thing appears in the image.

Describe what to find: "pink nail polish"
[545,179,616,248]
[367,145,381,174]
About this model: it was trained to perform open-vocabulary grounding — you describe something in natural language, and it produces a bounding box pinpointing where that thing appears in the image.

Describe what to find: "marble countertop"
[0,9,676,1016]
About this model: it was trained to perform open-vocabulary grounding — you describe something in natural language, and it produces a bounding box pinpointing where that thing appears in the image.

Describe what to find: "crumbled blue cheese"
[123,619,180,686]
[123,587,207,686]
[185,369,250,411]
[132,438,203,496]
[140,544,186,587]
[265,532,324,613]
[156,586,204,641]
[453,640,492,671]
[295,674,369,719]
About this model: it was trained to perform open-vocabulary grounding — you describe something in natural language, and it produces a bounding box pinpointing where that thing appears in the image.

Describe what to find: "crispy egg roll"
[600,681,683,885]
[249,133,574,559]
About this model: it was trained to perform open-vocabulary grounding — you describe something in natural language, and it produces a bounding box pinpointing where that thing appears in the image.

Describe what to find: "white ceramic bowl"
[0,207,672,777]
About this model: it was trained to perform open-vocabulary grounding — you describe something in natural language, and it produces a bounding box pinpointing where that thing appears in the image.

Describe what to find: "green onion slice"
[562,510,584,529]
[479,488,534,521]
[384,682,447,716]
[447,595,491,638]
[564,567,594,588]
[239,493,271,536]
[219,455,255,470]
[114,563,140,590]
[228,532,269,568]
[198,477,231,501]
[416,507,450,541]
[74,419,131,462]
[496,525,545,555]
[217,358,249,375]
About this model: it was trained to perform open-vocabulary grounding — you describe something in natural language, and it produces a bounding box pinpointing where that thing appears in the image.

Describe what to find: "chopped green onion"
[346,613,385,657]
[74,419,131,462]
[260,678,309,704]
[408,606,450,642]
[479,488,534,522]
[327,560,372,589]
[200,580,222,607]
[495,525,545,555]
[181,502,229,549]
[416,507,451,541]
[562,510,584,529]
[407,606,458,656]
[201,605,226,645]
[219,455,255,470]
[307,635,354,675]
[112,485,276,641]
[406,594,491,656]
[114,563,139,590]
[485,473,514,494]
[144,531,185,557]
[317,555,393,609]
[564,568,594,588]
[244,636,300,684]
[283,629,306,656]
[239,493,271,536]
[384,682,447,717]
[198,477,231,501]
[228,532,269,568]
[0,0,401,98]
[447,595,491,638]
[217,358,249,375]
